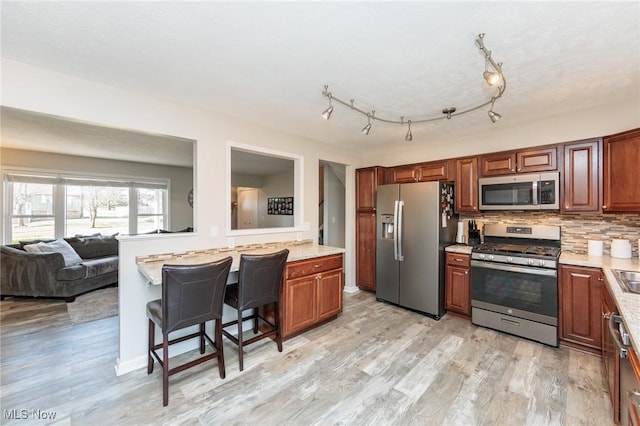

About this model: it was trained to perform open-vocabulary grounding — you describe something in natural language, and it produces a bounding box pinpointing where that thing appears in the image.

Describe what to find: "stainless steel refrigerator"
[376,181,457,319]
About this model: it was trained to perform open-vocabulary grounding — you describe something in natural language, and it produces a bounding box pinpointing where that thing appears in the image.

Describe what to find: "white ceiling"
[1,1,639,162]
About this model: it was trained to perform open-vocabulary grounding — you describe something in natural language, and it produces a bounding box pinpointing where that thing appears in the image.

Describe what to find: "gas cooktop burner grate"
[474,243,561,258]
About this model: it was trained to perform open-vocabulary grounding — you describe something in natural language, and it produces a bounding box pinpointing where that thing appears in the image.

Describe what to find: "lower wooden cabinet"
[602,278,620,424]
[281,254,343,338]
[445,252,471,317]
[559,264,603,353]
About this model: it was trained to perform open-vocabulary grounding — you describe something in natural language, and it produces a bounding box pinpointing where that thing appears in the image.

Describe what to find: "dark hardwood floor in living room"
[0,292,612,425]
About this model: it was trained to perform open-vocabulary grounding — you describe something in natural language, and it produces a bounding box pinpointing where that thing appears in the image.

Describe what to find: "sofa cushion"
[24,239,83,266]
[67,235,118,259]
[81,256,118,278]
[56,264,88,281]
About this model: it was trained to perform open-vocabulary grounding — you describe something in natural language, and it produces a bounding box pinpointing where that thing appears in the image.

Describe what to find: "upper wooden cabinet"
[356,166,384,211]
[455,157,478,213]
[562,139,602,213]
[603,128,640,212]
[479,146,557,177]
[387,160,450,183]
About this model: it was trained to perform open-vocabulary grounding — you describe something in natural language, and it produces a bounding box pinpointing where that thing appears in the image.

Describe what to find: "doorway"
[319,161,345,248]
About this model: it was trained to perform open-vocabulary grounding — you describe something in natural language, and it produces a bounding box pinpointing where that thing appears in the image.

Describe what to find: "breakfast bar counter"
[115,240,346,376]
[136,240,345,285]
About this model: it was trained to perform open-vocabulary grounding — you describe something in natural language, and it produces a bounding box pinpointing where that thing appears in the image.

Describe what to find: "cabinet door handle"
[314,264,321,268]
[603,312,611,320]
[602,205,607,209]
[464,271,468,275]
[455,258,463,262]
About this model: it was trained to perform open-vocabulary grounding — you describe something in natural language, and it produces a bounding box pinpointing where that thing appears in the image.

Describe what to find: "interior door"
[237,187,258,229]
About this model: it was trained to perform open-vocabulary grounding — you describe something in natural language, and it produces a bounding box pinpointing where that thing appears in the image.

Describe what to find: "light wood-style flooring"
[1,291,612,425]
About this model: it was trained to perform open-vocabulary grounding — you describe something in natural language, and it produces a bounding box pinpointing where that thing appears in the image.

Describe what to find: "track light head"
[321,105,333,120]
[362,122,372,135]
[405,120,412,141]
[483,70,501,86]
[488,110,502,123]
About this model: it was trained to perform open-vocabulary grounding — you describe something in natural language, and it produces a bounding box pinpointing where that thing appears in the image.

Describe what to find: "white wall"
[1,58,361,374]
[1,58,360,247]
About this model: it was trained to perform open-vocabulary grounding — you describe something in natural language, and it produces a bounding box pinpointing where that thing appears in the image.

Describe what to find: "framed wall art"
[267,197,293,215]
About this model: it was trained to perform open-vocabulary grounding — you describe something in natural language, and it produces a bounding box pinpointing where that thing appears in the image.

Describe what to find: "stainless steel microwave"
[478,171,560,210]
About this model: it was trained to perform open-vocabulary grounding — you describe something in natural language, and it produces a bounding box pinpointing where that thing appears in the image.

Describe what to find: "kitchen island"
[115,239,345,376]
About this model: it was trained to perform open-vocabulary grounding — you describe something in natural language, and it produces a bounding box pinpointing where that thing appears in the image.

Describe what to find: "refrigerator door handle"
[393,200,400,261]
[397,200,404,261]
[532,180,539,205]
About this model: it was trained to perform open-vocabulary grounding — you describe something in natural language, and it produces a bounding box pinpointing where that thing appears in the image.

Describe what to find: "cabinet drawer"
[286,254,343,279]
[446,252,470,267]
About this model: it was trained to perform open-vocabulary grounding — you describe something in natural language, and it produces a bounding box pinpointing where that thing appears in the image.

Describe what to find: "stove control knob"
[479,254,485,260]
[507,257,513,263]
[488,255,495,261]
[538,259,546,267]
[528,259,535,265]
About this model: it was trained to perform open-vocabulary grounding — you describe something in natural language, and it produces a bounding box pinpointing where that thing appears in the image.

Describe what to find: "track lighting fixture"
[321,33,506,141]
[488,110,502,123]
[405,120,412,141]
[483,70,501,86]
[488,98,502,123]
[362,113,372,135]
[321,93,333,120]
[442,108,456,120]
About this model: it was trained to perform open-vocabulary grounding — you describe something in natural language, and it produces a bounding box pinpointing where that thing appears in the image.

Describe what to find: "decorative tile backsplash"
[459,212,640,257]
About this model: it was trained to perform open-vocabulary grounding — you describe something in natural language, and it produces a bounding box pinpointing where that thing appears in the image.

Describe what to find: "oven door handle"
[470,260,557,277]
[609,314,628,359]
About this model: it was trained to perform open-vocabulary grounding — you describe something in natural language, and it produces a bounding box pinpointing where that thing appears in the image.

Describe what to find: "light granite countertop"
[560,252,640,351]
[445,244,474,254]
[136,241,345,286]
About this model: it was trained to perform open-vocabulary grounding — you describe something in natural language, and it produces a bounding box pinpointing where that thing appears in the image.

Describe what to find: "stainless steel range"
[471,223,561,347]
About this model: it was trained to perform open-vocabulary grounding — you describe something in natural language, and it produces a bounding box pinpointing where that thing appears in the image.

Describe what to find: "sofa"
[1,234,118,302]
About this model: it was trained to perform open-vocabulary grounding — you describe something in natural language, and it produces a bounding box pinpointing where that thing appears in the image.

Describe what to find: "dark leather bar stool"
[147,257,232,406]
[222,249,289,371]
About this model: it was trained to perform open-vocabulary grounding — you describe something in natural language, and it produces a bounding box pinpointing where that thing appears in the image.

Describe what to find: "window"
[4,172,168,243]
[8,177,56,242]
[137,187,166,234]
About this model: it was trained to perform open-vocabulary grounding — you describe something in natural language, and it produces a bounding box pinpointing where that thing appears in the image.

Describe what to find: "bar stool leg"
[237,309,244,371]
[148,319,155,374]
[162,334,169,406]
